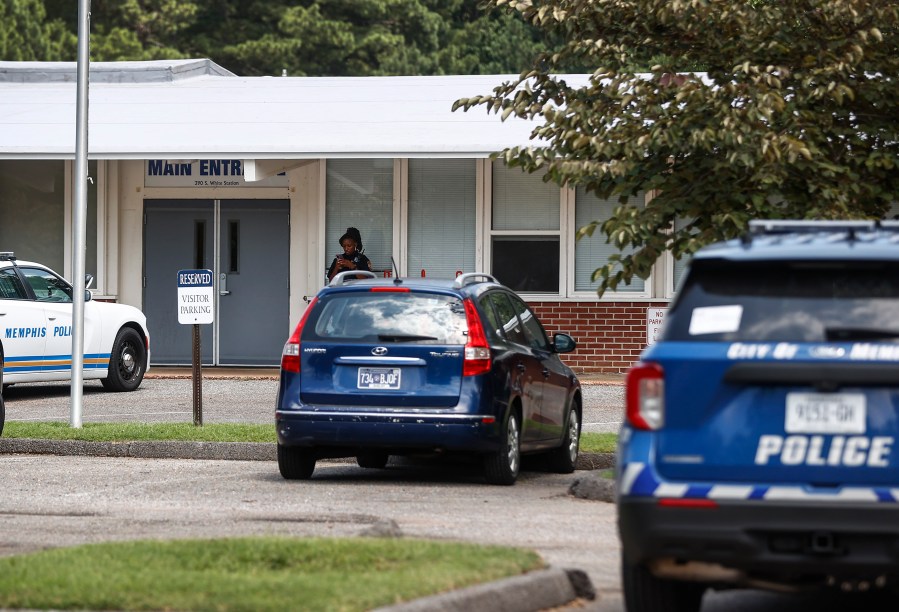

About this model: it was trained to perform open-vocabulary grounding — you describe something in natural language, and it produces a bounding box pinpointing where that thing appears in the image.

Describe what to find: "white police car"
[618,221,899,611]
[0,253,150,404]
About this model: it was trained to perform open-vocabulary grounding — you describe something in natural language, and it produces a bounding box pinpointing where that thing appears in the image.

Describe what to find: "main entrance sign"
[145,160,289,188]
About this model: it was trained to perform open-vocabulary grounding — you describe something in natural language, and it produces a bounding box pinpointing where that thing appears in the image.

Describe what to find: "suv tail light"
[626,362,665,430]
[462,298,491,376]
[281,297,318,374]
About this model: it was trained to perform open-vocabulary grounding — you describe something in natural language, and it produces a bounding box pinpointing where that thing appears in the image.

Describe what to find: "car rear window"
[305,291,469,344]
[664,260,899,342]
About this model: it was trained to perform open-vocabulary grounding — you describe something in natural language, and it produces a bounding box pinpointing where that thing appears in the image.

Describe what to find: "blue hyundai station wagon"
[275,271,582,485]
[618,220,899,611]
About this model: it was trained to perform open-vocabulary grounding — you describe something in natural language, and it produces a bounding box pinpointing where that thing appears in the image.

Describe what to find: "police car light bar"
[0,252,16,261]
[748,220,877,235]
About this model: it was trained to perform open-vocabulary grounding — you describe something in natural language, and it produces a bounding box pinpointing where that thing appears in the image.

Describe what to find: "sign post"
[178,269,214,426]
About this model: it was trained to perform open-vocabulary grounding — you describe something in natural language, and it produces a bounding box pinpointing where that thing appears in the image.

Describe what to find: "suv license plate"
[785,392,866,434]
[357,367,401,390]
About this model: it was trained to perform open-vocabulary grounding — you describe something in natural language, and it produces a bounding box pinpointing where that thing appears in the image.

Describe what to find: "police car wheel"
[356,452,389,469]
[101,327,146,392]
[277,443,315,480]
[622,554,704,612]
[547,406,580,473]
[484,410,521,486]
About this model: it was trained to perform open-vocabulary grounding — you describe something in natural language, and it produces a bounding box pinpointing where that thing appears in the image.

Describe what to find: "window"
[326,160,394,278]
[19,267,72,303]
[672,216,694,293]
[485,291,528,346]
[0,269,27,300]
[509,293,551,351]
[490,162,560,293]
[308,293,468,344]
[0,161,65,271]
[574,187,645,293]
[408,159,476,279]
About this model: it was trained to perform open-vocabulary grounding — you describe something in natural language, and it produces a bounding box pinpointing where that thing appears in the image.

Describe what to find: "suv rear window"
[305,292,468,344]
[664,260,899,342]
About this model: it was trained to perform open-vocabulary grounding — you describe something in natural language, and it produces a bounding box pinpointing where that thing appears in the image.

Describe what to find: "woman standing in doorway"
[327,227,373,281]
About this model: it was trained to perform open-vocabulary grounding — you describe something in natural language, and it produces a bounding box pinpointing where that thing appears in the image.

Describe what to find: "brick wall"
[529,301,670,374]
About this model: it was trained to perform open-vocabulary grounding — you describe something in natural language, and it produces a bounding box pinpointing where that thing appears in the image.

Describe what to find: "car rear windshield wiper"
[377,334,439,342]
[824,327,899,341]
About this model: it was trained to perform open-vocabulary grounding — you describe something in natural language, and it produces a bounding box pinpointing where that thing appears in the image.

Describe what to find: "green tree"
[0,0,75,60]
[455,0,899,294]
[41,0,556,76]
[45,0,197,61]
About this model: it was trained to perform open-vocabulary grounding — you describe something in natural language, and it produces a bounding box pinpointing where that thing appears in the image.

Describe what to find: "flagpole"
[70,0,91,428]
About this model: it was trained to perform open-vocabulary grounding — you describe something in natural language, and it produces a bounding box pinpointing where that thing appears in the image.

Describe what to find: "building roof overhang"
[0,59,590,162]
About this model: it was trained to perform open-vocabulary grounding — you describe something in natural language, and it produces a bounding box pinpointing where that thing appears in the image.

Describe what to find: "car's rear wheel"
[277,444,316,480]
[101,327,146,392]
[484,411,521,485]
[356,452,389,469]
[547,407,580,473]
[622,554,705,612]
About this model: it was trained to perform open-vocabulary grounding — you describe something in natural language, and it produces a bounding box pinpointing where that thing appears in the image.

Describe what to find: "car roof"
[694,220,899,263]
[322,272,505,296]
[0,257,44,269]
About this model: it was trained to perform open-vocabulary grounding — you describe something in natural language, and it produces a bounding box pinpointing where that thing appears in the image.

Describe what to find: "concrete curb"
[0,438,615,470]
[372,567,595,612]
[0,438,276,461]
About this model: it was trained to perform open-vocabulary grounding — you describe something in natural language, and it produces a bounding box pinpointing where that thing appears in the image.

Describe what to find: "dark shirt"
[327,251,373,281]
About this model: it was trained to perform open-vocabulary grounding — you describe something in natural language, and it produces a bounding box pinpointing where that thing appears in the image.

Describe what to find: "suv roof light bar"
[328,270,377,286]
[453,273,498,289]
[0,252,16,261]
[748,220,877,235]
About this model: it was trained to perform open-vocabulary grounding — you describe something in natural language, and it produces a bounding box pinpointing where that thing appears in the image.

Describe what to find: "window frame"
[567,186,652,299]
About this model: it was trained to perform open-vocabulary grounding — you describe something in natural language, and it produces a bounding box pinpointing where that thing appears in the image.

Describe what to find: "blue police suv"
[618,220,899,611]
[275,271,582,485]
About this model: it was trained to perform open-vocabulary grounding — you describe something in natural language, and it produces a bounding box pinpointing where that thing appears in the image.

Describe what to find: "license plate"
[357,367,401,390]
[785,392,866,434]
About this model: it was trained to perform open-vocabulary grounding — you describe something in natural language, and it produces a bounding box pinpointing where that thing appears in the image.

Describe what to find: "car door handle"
[542,368,550,378]
[516,363,526,372]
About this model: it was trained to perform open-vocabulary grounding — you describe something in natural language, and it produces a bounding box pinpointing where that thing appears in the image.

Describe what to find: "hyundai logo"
[371,346,389,356]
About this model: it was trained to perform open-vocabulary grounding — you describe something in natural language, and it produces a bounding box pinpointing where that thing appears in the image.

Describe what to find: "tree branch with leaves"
[454,0,899,294]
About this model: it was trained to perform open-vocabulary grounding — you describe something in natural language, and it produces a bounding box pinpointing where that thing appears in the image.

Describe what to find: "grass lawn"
[1,422,618,453]
[0,537,543,611]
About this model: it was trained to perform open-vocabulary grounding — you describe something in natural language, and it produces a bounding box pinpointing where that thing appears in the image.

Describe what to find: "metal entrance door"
[144,199,289,366]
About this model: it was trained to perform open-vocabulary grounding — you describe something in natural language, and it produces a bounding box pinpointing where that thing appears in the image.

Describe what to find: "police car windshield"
[664,260,899,342]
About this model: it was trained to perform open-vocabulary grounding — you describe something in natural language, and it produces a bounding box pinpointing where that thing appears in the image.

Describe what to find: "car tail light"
[462,298,491,376]
[658,498,718,509]
[281,297,318,374]
[626,362,665,430]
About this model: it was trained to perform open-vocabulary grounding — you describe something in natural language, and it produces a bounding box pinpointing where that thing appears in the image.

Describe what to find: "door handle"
[516,363,526,372]
[219,272,231,296]
[542,368,550,378]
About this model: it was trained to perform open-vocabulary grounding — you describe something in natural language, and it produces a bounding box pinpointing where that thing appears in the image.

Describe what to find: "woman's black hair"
[340,226,364,251]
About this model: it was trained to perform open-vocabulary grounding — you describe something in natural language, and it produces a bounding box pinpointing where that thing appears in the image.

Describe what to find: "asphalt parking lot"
[3,368,627,433]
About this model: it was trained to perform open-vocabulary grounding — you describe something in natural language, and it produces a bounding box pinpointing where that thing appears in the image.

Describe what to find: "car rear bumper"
[618,496,899,583]
[275,409,502,453]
